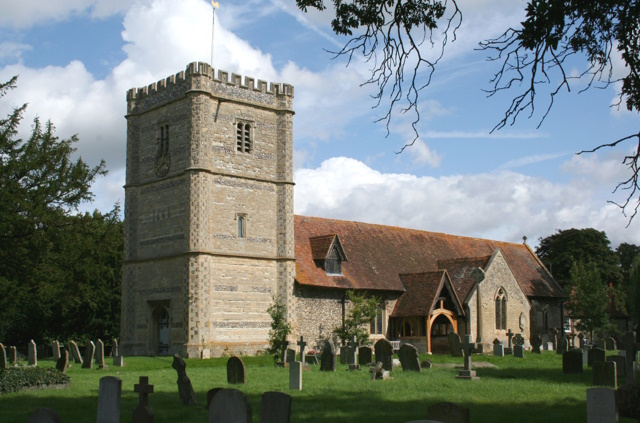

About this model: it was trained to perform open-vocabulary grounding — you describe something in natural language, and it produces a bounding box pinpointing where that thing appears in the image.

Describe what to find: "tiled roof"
[309,235,336,260]
[392,271,465,317]
[294,215,564,299]
[437,256,491,303]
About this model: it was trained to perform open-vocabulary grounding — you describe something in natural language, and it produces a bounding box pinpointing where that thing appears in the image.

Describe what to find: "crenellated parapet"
[126,61,294,114]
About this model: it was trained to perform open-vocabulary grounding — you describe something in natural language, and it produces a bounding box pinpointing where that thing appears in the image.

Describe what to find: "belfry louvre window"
[495,288,507,330]
[236,121,252,153]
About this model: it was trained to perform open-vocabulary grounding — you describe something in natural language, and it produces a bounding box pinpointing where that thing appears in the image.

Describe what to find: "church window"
[324,243,343,275]
[370,304,384,335]
[236,214,247,238]
[159,124,169,153]
[236,121,253,153]
[495,288,507,330]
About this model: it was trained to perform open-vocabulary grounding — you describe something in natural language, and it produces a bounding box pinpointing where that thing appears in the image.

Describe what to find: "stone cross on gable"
[133,376,155,423]
[506,329,514,348]
[297,336,307,360]
[623,331,640,386]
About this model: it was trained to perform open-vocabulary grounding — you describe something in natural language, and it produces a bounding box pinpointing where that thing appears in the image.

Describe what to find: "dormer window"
[309,234,347,276]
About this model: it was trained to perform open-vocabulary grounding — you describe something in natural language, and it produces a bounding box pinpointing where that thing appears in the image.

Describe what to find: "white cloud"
[0,42,32,61]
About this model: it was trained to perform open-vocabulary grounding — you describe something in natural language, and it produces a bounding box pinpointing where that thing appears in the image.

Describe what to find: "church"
[120,62,565,358]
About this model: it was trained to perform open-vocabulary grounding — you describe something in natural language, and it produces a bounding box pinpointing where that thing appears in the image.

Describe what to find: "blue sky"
[1,0,639,247]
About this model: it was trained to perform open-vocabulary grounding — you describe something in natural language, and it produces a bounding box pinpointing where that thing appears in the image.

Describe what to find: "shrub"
[0,367,70,394]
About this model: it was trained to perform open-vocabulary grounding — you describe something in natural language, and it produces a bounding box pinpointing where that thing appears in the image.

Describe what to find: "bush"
[0,367,70,394]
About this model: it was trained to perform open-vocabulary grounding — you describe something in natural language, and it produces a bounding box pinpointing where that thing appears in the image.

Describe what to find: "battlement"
[126,61,294,105]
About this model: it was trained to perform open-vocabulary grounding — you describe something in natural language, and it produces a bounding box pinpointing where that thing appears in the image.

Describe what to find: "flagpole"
[211,1,219,67]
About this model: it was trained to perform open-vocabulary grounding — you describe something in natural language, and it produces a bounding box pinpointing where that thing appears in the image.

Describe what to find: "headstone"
[289,361,302,391]
[622,331,639,386]
[96,339,107,369]
[607,356,626,378]
[8,345,17,365]
[531,334,542,354]
[280,340,289,364]
[513,344,525,358]
[347,336,359,365]
[374,339,394,371]
[27,408,63,423]
[209,388,252,423]
[320,339,337,371]
[447,332,463,357]
[114,354,124,367]
[616,384,640,419]
[562,349,583,374]
[369,362,390,380]
[492,339,504,357]
[339,346,349,364]
[112,338,119,357]
[70,341,83,364]
[398,343,421,372]
[96,376,122,423]
[52,341,61,361]
[586,387,618,423]
[513,333,525,346]
[593,361,617,388]
[0,343,7,369]
[82,341,95,369]
[133,376,155,423]
[606,337,617,351]
[421,360,433,369]
[28,339,37,366]
[285,349,296,363]
[201,349,211,359]
[544,342,553,351]
[259,391,291,423]
[557,337,569,355]
[456,335,479,380]
[207,387,225,410]
[428,401,470,423]
[359,346,373,365]
[588,348,606,368]
[172,354,198,405]
[56,350,68,374]
[227,356,246,384]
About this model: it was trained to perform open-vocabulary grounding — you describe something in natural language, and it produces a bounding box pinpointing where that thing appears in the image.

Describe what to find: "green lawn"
[0,351,636,422]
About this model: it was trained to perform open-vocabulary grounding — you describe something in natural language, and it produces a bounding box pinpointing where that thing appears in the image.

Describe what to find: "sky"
[1,0,639,249]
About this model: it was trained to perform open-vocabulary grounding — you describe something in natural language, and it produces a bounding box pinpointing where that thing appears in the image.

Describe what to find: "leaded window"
[495,288,507,330]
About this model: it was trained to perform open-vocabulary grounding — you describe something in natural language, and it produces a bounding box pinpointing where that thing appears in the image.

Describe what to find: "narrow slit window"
[237,214,246,238]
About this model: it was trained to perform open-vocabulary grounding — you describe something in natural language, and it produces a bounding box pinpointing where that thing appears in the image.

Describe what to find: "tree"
[566,261,612,339]
[535,228,622,289]
[333,290,380,345]
[266,298,292,363]
[296,0,640,219]
[616,242,640,318]
[629,254,640,326]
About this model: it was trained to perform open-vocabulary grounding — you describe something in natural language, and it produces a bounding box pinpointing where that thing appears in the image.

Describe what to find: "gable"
[392,271,465,317]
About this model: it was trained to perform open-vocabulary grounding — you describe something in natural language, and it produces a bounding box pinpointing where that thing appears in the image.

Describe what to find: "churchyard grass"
[0,351,636,422]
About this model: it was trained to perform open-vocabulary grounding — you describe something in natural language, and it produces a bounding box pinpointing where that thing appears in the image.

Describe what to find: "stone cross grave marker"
[209,388,252,423]
[505,329,514,355]
[493,339,504,357]
[320,339,337,371]
[593,361,617,388]
[513,334,525,358]
[562,349,583,374]
[112,338,119,357]
[289,361,302,391]
[369,362,390,380]
[399,343,421,372]
[259,391,291,423]
[374,338,394,371]
[428,401,470,423]
[82,341,95,369]
[297,336,307,362]
[172,354,197,405]
[347,336,359,366]
[52,340,61,361]
[456,335,479,380]
[0,343,7,369]
[606,356,626,378]
[448,332,463,357]
[56,350,68,374]
[70,341,83,364]
[531,334,542,354]
[557,336,569,355]
[227,356,246,384]
[586,387,618,423]
[28,339,37,366]
[623,331,639,386]
[26,407,63,423]
[96,376,122,423]
[8,346,17,365]
[96,339,107,369]
[588,347,606,368]
[132,376,155,423]
[359,346,373,366]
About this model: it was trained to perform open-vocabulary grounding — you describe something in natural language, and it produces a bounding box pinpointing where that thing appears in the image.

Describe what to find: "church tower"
[121,62,295,358]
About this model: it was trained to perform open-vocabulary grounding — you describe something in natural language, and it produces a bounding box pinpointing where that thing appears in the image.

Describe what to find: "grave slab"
[96,376,122,423]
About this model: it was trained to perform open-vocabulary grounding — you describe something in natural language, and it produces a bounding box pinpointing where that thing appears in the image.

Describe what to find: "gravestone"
[513,344,525,358]
[586,387,618,423]
[562,349,583,374]
[289,361,302,391]
[133,376,155,423]
[259,391,291,423]
[227,356,246,384]
[28,339,37,366]
[52,341,61,361]
[622,331,639,386]
[606,337,617,351]
[374,338,394,371]
[398,343,421,372]
[370,362,390,380]
[607,356,626,378]
[209,388,252,423]
[285,349,296,363]
[207,388,224,411]
[96,339,107,369]
[56,350,68,374]
[456,335,479,380]
[447,332,463,357]
[492,339,504,357]
[97,376,122,423]
[8,345,17,365]
[320,339,337,371]
[544,341,554,351]
[557,337,569,355]
[588,348,606,368]
[82,341,95,369]
[593,361,617,388]
[112,338,119,357]
[70,341,83,364]
[172,354,197,405]
[114,354,124,367]
[531,334,542,354]
[428,401,470,423]
[359,346,373,365]
[339,346,349,364]
[347,336,359,365]
[27,408,63,423]
[0,343,7,369]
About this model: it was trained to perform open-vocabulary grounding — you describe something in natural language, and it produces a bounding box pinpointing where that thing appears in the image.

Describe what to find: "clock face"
[154,152,170,177]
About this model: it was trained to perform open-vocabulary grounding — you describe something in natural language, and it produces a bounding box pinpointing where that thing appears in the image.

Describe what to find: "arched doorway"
[151,305,170,355]
[430,312,456,354]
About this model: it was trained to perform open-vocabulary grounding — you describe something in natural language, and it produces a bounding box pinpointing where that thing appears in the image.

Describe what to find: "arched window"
[236,121,252,153]
[237,214,246,238]
[495,288,507,330]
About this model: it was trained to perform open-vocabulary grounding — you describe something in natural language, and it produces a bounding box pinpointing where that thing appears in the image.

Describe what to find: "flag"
[212,1,219,8]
